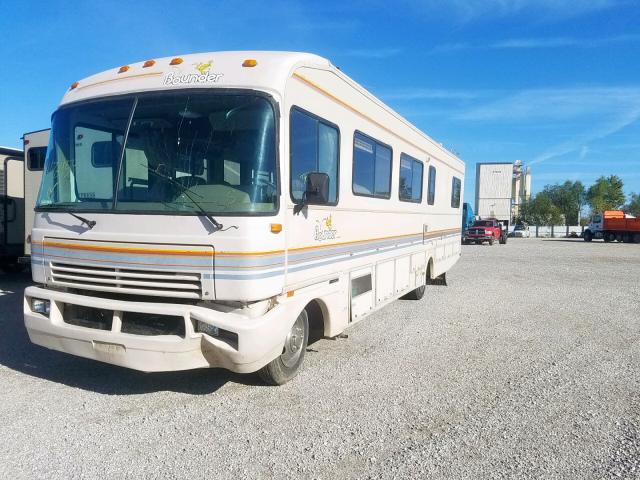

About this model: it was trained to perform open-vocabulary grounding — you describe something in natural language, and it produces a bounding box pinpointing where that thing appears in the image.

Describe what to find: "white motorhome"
[24,52,465,384]
[1,145,25,271]
[22,129,50,261]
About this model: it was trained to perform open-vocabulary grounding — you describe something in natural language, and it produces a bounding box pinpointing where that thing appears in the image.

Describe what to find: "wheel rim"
[281,313,305,368]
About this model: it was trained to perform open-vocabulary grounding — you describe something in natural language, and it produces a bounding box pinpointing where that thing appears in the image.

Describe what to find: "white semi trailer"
[0,146,25,271]
[475,162,512,231]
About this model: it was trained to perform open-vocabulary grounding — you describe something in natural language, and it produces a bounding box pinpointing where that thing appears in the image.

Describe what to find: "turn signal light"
[170,57,183,65]
[270,223,283,233]
[143,59,156,68]
[242,59,257,67]
[118,65,130,73]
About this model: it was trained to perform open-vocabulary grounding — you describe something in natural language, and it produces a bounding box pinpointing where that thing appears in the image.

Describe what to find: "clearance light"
[69,81,79,90]
[170,57,183,65]
[287,291,295,298]
[242,59,258,67]
[118,65,130,73]
[270,223,283,233]
[143,59,156,68]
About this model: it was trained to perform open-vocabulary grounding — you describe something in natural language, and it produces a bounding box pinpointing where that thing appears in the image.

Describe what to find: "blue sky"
[1,0,639,204]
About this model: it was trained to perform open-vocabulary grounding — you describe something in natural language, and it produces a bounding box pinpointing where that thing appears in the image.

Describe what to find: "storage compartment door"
[350,267,373,322]
[376,260,395,304]
[394,256,410,294]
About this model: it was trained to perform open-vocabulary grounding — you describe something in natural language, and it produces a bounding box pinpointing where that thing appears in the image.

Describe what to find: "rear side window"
[399,154,423,203]
[451,176,461,208]
[352,131,391,198]
[427,165,436,205]
[27,146,47,171]
[290,107,339,204]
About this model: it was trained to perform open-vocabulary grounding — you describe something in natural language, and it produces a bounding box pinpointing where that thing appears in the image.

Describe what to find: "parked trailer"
[24,51,465,384]
[21,129,50,263]
[0,146,25,271]
[584,211,640,243]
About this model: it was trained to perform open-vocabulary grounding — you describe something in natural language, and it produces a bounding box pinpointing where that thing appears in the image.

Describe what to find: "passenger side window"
[290,107,339,204]
[353,132,391,198]
[74,125,121,200]
[451,176,461,208]
[427,165,436,205]
[399,153,423,203]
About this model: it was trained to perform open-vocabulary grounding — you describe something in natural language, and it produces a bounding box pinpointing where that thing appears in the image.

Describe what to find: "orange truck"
[583,210,640,243]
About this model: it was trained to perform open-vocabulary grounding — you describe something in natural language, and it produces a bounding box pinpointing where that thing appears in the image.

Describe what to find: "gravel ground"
[0,238,638,479]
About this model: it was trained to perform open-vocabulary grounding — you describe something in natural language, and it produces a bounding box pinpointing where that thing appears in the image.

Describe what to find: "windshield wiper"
[68,212,96,229]
[146,166,231,232]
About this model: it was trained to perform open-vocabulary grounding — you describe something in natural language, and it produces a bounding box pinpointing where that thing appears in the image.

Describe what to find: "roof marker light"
[242,59,257,67]
[170,57,183,65]
[69,81,79,90]
[143,60,156,68]
[118,65,130,73]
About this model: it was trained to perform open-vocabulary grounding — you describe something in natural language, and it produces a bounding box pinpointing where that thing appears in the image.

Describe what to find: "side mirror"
[294,172,330,215]
[305,172,330,204]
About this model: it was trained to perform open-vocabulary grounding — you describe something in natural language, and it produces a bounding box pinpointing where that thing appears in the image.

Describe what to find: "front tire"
[583,230,593,242]
[258,309,309,385]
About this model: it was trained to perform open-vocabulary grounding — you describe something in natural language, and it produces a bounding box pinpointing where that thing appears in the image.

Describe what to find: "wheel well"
[304,299,326,346]
[427,257,434,280]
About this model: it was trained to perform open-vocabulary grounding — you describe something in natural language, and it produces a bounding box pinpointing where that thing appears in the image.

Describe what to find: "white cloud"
[430,33,640,54]
[381,88,478,101]
[491,33,640,49]
[408,0,626,22]
[457,87,640,122]
[343,48,403,59]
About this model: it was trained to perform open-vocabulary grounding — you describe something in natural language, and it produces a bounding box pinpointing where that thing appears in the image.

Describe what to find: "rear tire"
[258,309,309,385]
[604,232,616,242]
[499,235,507,244]
[633,233,640,244]
[402,284,426,300]
[489,238,495,246]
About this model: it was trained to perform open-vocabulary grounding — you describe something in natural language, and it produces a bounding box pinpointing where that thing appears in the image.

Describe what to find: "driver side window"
[290,107,339,204]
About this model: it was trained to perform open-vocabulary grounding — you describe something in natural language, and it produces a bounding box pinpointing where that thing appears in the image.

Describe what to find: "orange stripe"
[35,241,212,256]
[75,72,163,91]
[33,228,460,259]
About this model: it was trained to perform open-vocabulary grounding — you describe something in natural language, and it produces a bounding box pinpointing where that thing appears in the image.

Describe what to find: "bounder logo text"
[163,61,223,86]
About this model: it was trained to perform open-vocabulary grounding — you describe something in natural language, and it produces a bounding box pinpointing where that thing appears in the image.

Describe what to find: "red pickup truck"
[463,219,507,245]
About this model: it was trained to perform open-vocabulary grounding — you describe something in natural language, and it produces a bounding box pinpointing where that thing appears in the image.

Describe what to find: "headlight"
[31,298,51,316]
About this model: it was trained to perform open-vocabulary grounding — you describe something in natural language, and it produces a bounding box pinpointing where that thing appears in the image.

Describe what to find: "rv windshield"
[37,91,278,215]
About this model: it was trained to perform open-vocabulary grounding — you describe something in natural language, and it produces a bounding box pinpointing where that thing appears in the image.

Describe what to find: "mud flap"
[427,272,447,286]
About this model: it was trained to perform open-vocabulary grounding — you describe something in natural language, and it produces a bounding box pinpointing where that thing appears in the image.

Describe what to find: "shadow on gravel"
[540,239,586,243]
[0,272,262,395]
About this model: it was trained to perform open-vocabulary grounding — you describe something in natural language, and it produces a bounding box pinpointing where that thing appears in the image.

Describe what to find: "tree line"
[518,176,640,226]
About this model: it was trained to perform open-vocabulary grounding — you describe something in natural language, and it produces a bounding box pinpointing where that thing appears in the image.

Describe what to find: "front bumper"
[463,235,494,242]
[24,286,290,374]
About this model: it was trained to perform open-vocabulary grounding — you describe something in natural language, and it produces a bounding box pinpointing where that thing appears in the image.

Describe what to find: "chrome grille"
[50,262,202,299]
